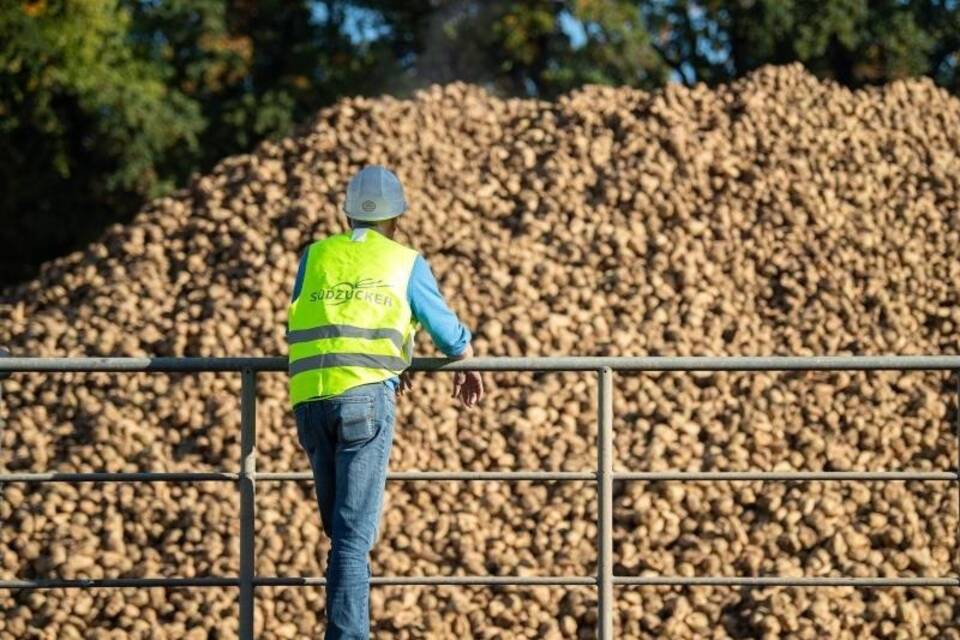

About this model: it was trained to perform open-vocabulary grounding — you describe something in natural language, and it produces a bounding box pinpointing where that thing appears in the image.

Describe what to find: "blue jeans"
[294,382,396,640]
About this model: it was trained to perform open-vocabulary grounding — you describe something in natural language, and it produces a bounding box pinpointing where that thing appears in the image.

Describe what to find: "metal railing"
[0,355,959,640]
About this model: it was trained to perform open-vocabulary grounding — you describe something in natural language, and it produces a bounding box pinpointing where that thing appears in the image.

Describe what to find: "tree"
[2,0,958,287]
[124,0,398,166]
[348,1,960,95]
[0,0,203,283]
[644,1,959,90]
[0,0,390,285]
[351,0,669,98]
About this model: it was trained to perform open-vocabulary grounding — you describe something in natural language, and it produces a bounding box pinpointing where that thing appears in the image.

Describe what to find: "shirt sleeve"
[291,251,308,302]
[408,255,472,357]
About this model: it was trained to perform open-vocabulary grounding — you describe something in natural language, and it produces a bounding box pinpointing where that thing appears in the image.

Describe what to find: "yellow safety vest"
[287,228,419,406]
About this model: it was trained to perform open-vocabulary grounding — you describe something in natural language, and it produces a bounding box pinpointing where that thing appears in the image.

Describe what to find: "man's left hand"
[396,371,414,397]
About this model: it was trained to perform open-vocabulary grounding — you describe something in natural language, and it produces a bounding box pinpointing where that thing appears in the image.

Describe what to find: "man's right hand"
[451,343,484,408]
[452,370,484,407]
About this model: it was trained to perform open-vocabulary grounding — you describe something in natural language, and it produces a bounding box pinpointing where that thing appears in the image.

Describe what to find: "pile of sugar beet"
[1,63,959,639]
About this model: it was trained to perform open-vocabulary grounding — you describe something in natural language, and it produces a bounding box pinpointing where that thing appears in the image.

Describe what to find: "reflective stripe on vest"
[288,353,410,377]
[286,325,406,352]
[287,230,419,405]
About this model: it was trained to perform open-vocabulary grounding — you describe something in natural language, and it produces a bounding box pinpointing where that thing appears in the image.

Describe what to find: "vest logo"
[309,278,393,307]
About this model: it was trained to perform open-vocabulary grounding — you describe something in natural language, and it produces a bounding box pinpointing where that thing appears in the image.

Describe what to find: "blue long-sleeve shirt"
[291,240,472,390]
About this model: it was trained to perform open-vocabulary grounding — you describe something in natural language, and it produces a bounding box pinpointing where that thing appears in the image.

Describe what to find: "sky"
[310,3,386,42]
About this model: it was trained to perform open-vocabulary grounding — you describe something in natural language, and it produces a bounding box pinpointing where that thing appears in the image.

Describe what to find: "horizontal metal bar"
[4,575,957,590]
[0,576,595,590]
[258,471,596,482]
[2,470,956,484]
[615,471,960,481]
[257,576,598,587]
[0,472,239,483]
[0,356,277,373]
[2,355,960,373]
[0,577,239,589]
[0,471,592,484]
[614,576,960,587]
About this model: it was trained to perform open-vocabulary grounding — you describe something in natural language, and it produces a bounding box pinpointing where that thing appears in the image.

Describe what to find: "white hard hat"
[343,165,407,221]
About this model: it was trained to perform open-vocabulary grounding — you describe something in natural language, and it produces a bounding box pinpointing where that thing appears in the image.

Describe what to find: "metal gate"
[1,355,959,640]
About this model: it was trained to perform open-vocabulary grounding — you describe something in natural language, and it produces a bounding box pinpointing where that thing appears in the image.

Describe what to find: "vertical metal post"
[597,367,614,640]
[239,369,257,640]
[955,371,959,580]
[0,349,9,498]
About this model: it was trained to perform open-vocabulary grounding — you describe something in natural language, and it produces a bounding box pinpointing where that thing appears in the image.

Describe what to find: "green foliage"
[0,0,203,282]
[0,0,392,284]
[125,0,396,167]
[351,0,669,96]
[648,0,957,89]
[557,0,667,91]
[347,0,959,96]
[1,0,958,286]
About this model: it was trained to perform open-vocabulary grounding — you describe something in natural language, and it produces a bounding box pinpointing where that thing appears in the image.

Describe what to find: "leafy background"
[2,0,958,286]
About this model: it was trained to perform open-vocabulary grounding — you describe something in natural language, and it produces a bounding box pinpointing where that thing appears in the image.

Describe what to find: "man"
[288,165,484,639]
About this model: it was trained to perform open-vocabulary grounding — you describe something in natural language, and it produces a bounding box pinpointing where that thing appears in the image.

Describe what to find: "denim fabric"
[294,381,396,639]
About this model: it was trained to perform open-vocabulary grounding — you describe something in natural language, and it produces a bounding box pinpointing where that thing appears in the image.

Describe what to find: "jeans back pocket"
[337,396,375,444]
[294,401,315,452]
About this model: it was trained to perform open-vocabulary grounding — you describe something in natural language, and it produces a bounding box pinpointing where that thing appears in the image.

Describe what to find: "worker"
[287,165,484,639]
